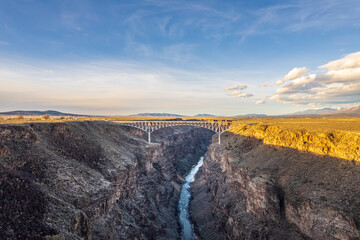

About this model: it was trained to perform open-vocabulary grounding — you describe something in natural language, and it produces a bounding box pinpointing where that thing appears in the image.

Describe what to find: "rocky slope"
[191,132,360,240]
[0,121,213,240]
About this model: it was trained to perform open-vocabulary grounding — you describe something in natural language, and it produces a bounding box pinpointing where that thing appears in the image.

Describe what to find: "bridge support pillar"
[218,132,221,144]
[148,131,151,143]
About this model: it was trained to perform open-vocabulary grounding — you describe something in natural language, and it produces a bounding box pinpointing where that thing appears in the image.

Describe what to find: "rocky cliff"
[0,121,213,240]
[191,132,360,240]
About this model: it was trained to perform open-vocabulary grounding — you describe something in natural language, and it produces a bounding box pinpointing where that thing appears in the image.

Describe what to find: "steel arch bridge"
[113,120,234,144]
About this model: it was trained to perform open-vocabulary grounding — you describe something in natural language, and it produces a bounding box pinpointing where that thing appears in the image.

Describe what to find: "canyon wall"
[191,131,360,240]
[0,121,213,240]
[2,120,360,240]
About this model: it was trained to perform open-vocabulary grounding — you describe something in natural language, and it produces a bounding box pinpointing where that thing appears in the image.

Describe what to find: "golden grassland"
[1,115,359,161]
[242,118,360,133]
[229,118,360,161]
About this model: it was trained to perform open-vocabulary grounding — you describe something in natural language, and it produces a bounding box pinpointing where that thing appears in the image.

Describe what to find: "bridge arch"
[113,121,233,144]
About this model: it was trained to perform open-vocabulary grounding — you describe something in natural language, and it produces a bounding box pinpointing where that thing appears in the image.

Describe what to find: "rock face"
[0,121,213,240]
[191,132,360,240]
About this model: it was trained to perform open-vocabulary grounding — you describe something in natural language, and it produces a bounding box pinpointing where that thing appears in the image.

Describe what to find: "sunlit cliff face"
[229,120,360,162]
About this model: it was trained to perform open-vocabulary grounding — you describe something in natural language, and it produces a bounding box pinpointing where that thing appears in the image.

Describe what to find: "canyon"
[191,132,360,240]
[1,121,360,239]
[0,121,212,239]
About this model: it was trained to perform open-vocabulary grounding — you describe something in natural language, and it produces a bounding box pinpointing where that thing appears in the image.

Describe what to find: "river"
[178,156,204,240]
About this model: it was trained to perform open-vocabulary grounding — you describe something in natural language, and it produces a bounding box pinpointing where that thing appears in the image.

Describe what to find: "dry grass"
[0,115,101,124]
[228,118,360,161]
[42,114,50,120]
[239,118,360,134]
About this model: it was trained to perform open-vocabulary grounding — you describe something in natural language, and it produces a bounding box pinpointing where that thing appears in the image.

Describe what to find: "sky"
[1,0,360,116]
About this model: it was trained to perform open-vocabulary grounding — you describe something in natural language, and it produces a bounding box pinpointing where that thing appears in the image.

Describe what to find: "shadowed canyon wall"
[191,132,360,240]
[0,122,213,240]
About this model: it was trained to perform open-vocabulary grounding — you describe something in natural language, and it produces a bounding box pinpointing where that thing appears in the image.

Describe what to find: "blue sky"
[1,0,360,115]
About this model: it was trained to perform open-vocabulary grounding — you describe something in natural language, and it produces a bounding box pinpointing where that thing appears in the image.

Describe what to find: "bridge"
[113,120,234,144]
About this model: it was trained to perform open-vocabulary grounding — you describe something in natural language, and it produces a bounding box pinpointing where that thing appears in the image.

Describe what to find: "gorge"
[1,121,360,239]
[178,156,204,240]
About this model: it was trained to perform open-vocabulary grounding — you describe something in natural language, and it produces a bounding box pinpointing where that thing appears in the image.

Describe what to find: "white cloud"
[224,84,247,91]
[226,88,253,98]
[319,52,360,71]
[260,81,271,87]
[229,90,241,96]
[271,51,360,106]
[256,98,265,104]
[236,93,253,98]
[275,67,307,85]
[276,74,316,94]
[317,68,360,84]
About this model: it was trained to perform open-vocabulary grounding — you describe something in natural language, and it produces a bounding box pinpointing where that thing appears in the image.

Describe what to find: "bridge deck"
[112,120,234,144]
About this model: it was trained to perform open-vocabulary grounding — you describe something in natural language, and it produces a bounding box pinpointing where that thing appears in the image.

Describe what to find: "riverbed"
[178,156,204,240]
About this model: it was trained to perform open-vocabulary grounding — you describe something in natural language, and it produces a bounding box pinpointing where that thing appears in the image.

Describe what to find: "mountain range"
[133,113,216,117]
[288,106,360,116]
[289,108,339,116]
[235,113,268,118]
[133,113,185,117]
[327,105,360,115]
[1,105,360,118]
[194,114,216,117]
[0,110,88,116]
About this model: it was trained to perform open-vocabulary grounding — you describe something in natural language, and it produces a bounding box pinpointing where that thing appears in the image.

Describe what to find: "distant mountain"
[133,113,185,117]
[194,114,216,117]
[0,110,87,116]
[289,108,339,116]
[235,113,267,118]
[327,105,360,115]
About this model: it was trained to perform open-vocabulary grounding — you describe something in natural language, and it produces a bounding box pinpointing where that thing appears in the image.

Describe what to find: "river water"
[178,156,204,240]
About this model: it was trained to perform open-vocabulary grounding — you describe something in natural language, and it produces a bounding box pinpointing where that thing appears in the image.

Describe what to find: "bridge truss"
[113,120,233,144]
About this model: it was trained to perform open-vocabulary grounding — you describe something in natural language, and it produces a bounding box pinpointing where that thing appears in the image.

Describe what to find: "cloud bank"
[271,52,360,105]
